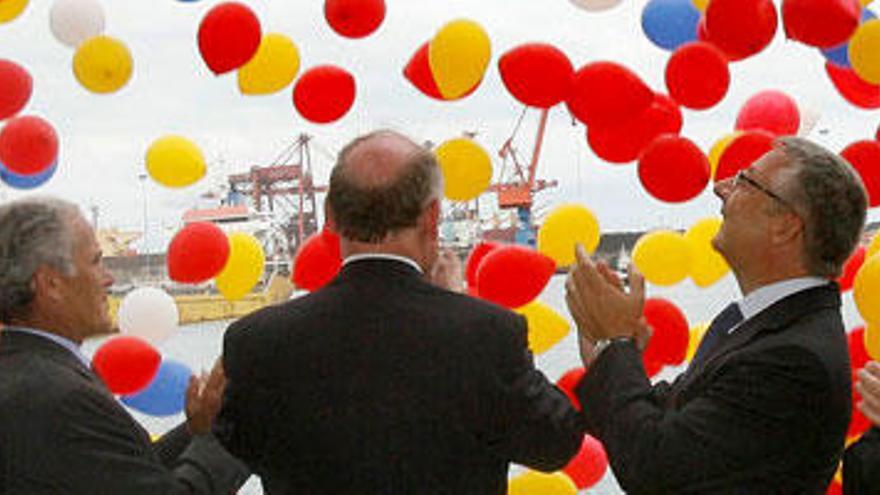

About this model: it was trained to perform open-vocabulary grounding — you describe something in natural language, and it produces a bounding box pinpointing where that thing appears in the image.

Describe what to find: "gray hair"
[0,197,81,323]
[775,136,868,278]
[327,130,443,243]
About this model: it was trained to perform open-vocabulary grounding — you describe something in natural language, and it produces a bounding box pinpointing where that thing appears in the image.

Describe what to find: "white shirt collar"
[738,276,829,324]
[3,326,92,369]
[343,253,424,274]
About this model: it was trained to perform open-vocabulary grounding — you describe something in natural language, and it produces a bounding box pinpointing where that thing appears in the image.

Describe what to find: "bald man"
[214,130,582,494]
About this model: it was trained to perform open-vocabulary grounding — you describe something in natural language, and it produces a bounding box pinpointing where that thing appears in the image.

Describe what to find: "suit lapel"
[675,284,840,394]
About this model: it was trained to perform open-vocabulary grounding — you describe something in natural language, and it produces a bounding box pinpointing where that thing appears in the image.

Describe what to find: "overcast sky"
[2,0,879,250]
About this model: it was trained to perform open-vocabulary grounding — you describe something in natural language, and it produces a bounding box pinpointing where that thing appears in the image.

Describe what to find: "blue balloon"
[641,0,700,52]
[822,9,876,68]
[122,360,192,416]
[0,159,57,189]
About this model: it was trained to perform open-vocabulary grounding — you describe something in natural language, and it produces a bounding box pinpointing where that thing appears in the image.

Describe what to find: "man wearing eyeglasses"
[565,136,866,492]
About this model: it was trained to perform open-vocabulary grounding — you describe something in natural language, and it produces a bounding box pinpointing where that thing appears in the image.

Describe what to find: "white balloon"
[118,287,179,344]
[797,101,822,138]
[49,0,105,48]
[569,0,624,11]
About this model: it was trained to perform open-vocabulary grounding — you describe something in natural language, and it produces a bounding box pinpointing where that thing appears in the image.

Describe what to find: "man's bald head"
[327,130,443,243]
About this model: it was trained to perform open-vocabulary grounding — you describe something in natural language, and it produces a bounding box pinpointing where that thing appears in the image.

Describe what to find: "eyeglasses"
[732,169,793,210]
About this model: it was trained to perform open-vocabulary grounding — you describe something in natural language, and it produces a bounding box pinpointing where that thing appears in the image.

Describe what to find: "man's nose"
[714,177,733,201]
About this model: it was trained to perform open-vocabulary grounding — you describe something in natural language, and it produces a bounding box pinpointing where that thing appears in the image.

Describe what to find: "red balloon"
[566,61,654,127]
[705,0,777,60]
[404,42,444,100]
[588,93,682,164]
[197,2,262,75]
[465,241,500,290]
[735,90,800,137]
[324,0,385,38]
[638,135,709,203]
[0,115,58,176]
[293,65,356,124]
[782,0,860,48]
[665,42,730,110]
[498,43,574,109]
[850,326,870,370]
[475,245,555,308]
[827,479,842,495]
[714,130,775,181]
[562,435,609,489]
[0,60,32,120]
[826,62,880,110]
[842,140,880,207]
[555,367,586,411]
[837,246,865,292]
[167,222,230,283]
[92,336,161,395]
[292,229,342,291]
[642,298,690,370]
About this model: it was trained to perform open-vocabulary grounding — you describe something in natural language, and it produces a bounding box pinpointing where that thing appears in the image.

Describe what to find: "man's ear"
[772,210,803,246]
[421,198,441,236]
[31,265,63,304]
[323,198,337,234]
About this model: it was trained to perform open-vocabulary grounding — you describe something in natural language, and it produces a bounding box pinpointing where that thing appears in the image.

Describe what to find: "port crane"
[488,107,558,246]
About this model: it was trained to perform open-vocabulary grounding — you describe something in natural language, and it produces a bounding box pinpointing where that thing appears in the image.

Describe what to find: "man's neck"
[340,236,429,273]
[11,315,83,345]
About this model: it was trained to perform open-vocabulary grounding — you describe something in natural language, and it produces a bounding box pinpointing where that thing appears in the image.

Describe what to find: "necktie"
[692,302,743,365]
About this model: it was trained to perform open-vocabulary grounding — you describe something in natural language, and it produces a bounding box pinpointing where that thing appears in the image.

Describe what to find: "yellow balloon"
[537,204,600,267]
[428,19,491,100]
[435,138,492,201]
[508,471,578,495]
[691,0,709,11]
[861,0,874,7]
[0,0,27,23]
[73,35,133,94]
[632,230,692,286]
[856,255,880,324]
[145,135,207,188]
[515,301,571,354]
[707,132,740,180]
[850,19,880,85]
[866,323,880,361]
[867,232,880,259]
[686,322,709,361]
[238,33,300,96]
[685,217,730,288]
[216,233,266,301]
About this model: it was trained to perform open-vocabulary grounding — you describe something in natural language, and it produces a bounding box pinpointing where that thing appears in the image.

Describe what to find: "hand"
[565,244,647,344]
[857,361,880,426]
[185,358,226,435]
[429,248,465,292]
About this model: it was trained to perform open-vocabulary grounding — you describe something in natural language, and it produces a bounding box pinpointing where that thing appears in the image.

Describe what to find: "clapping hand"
[185,358,226,435]
[857,361,880,426]
[565,244,650,363]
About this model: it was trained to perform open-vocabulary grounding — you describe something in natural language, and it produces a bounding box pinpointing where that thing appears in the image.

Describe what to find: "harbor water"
[82,273,865,494]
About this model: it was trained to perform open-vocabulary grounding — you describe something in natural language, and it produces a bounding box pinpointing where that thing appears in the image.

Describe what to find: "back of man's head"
[0,197,80,324]
[327,130,442,243]
[776,136,868,278]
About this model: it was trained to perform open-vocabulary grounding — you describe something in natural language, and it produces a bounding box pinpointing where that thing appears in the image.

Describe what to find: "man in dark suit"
[0,197,249,494]
[215,130,583,493]
[566,136,867,493]
[844,360,880,493]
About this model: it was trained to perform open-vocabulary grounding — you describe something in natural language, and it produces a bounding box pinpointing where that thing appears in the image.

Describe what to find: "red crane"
[488,108,558,245]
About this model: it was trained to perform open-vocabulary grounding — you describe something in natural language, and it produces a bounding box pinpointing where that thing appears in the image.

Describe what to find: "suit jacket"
[844,427,880,494]
[576,284,851,494]
[215,258,582,494]
[0,329,249,494]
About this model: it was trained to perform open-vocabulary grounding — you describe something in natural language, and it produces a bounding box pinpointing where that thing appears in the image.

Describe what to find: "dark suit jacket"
[215,258,582,494]
[0,329,249,494]
[576,284,851,494]
[844,427,880,494]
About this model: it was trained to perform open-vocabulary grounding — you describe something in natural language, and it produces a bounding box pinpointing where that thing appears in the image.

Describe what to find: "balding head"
[327,130,443,243]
